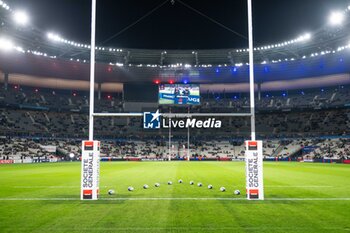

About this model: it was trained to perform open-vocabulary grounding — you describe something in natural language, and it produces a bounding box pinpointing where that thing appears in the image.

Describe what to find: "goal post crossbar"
[92,113,252,118]
[82,0,264,201]
[88,0,256,142]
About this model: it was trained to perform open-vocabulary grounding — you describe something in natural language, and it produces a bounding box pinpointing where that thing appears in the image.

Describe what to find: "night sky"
[9,0,350,49]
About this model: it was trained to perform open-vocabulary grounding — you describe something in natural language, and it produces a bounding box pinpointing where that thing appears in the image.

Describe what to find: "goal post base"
[81,141,100,200]
[245,140,264,200]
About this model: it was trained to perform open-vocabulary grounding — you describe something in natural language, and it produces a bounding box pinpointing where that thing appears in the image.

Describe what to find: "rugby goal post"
[81,0,264,201]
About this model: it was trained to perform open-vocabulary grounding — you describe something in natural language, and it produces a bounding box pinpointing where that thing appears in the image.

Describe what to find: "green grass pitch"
[0,162,350,233]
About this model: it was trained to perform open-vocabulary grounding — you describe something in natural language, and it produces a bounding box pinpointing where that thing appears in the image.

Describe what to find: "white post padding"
[245,140,264,200]
[247,0,256,141]
[88,0,97,141]
[81,141,100,200]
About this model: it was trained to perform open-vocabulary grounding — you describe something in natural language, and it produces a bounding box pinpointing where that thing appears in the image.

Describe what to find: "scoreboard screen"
[158,84,200,105]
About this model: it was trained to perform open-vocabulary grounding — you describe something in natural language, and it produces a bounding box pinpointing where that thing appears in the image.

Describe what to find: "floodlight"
[47,32,54,39]
[303,33,311,41]
[14,46,24,53]
[0,38,13,51]
[329,11,345,25]
[13,10,29,25]
[47,32,61,42]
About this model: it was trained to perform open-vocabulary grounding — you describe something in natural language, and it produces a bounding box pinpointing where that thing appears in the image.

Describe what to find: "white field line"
[10,227,349,231]
[13,185,334,189]
[13,186,79,189]
[13,186,109,189]
[265,185,333,188]
[103,197,350,201]
[0,197,350,201]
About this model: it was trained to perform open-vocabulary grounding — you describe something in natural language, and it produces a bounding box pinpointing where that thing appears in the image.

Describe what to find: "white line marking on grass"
[17,227,347,231]
[7,226,348,232]
[13,185,334,189]
[102,197,350,201]
[266,186,333,188]
[1,197,350,201]
[13,186,110,189]
[0,198,79,201]
[13,186,79,189]
[266,198,350,201]
[104,197,248,201]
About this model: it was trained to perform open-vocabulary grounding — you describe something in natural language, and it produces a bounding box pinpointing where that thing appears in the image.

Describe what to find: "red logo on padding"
[83,189,93,199]
[249,189,259,199]
[248,141,258,151]
[84,141,94,151]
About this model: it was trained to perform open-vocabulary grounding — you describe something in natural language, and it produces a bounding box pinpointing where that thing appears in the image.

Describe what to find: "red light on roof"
[14,85,18,89]
[107,95,111,99]
[73,93,77,97]
[169,80,174,84]
[155,80,160,84]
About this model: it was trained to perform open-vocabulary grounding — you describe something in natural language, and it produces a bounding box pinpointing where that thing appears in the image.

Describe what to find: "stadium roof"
[0,1,350,84]
[1,51,350,85]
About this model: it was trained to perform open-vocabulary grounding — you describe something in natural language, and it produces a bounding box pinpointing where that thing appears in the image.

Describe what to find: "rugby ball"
[108,189,115,195]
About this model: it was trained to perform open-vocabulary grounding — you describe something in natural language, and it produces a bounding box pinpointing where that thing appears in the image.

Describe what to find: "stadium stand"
[1,83,349,161]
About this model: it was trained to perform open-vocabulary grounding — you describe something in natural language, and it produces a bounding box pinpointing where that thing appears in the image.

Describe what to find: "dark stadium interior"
[0,0,350,162]
[1,1,350,232]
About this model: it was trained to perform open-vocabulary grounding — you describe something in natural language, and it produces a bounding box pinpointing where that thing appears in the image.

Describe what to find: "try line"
[1,197,350,201]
